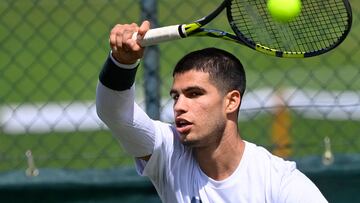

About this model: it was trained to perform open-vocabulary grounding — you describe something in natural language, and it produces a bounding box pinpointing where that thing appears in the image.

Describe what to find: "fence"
[1,0,360,173]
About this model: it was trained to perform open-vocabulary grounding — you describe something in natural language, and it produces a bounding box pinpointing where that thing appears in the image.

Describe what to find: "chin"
[180,135,194,146]
[182,140,196,147]
[181,138,199,147]
[178,132,201,147]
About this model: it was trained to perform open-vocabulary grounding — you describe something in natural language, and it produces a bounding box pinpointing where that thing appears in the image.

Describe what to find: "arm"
[96,21,153,161]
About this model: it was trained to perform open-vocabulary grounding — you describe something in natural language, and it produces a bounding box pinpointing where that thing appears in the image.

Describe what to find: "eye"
[171,93,179,101]
[188,91,202,98]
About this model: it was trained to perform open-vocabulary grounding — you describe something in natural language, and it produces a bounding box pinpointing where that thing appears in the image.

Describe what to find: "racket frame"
[138,0,353,58]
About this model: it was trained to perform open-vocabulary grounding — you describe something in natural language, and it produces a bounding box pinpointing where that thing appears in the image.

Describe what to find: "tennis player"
[96,21,328,203]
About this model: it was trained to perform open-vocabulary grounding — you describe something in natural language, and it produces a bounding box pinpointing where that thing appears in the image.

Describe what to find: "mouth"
[175,118,193,134]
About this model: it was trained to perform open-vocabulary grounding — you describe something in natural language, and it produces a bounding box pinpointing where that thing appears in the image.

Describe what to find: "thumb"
[137,20,151,39]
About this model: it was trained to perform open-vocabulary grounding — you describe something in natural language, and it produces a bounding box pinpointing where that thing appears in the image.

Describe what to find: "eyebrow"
[169,86,206,96]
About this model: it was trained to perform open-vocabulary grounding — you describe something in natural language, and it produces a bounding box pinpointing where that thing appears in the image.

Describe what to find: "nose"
[173,95,188,115]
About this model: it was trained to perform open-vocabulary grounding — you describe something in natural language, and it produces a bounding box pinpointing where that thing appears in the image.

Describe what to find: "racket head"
[227,0,352,58]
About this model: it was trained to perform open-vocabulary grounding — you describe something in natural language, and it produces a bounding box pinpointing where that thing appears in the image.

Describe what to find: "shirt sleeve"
[96,54,155,157]
[135,121,177,175]
[134,121,179,202]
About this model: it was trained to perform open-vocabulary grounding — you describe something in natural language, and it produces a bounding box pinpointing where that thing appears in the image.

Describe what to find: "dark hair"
[173,47,246,99]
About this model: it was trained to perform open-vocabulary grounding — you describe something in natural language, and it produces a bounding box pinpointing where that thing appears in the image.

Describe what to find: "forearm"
[96,55,155,157]
[96,54,139,124]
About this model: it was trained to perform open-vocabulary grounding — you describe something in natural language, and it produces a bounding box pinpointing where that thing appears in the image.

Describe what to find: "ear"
[225,90,241,114]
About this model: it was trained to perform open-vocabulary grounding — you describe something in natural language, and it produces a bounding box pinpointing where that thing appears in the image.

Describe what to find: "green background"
[0,0,359,171]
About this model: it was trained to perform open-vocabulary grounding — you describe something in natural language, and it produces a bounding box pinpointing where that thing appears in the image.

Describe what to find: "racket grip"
[133,25,185,47]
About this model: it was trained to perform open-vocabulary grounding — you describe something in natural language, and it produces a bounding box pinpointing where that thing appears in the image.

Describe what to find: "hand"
[109,21,150,64]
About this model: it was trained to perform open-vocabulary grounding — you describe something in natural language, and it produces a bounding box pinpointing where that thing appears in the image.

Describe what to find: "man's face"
[170,70,227,147]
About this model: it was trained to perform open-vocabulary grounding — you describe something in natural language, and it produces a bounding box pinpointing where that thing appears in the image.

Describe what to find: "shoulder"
[135,121,180,173]
[152,121,179,145]
[244,141,296,172]
[244,141,327,202]
[243,141,296,192]
[147,120,187,160]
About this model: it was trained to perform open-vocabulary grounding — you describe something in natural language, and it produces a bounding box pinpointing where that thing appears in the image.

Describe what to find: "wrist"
[110,51,140,68]
[99,55,140,91]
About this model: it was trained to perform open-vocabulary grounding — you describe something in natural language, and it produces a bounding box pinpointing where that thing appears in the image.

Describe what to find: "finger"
[122,28,134,43]
[138,20,150,38]
[109,25,124,51]
[125,38,142,52]
[122,31,135,52]
[109,27,117,50]
[115,29,124,51]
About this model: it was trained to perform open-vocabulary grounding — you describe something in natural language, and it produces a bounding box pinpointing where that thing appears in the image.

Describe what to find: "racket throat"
[178,24,187,38]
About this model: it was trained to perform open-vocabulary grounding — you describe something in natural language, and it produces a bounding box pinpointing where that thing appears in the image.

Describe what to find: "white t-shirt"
[135,121,327,203]
[96,82,327,203]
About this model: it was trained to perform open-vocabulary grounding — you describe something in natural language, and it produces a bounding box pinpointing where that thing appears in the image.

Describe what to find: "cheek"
[196,100,225,121]
[198,106,226,141]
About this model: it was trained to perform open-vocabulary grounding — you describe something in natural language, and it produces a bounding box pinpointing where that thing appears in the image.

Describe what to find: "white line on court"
[1,88,359,134]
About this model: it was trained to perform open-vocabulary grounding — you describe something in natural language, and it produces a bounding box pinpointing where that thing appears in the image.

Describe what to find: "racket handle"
[133,25,185,47]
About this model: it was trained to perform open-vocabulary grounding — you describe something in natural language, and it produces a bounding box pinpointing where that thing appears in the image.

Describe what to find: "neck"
[194,124,245,181]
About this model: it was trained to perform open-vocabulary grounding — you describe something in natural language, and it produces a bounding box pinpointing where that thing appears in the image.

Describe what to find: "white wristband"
[109,51,140,69]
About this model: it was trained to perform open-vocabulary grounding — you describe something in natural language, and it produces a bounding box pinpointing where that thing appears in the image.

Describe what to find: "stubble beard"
[181,119,226,148]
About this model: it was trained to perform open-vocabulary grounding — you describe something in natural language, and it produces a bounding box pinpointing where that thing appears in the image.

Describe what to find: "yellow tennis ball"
[267,0,302,22]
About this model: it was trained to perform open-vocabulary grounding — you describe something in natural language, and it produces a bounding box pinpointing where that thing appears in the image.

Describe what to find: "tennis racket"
[135,0,352,58]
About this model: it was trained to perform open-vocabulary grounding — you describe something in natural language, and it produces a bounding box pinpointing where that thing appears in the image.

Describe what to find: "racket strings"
[229,0,351,53]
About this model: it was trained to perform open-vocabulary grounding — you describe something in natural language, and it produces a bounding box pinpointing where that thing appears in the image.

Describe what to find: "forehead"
[172,70,211,87]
